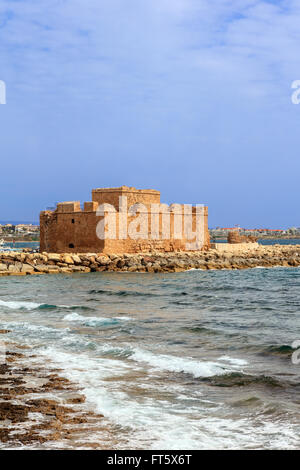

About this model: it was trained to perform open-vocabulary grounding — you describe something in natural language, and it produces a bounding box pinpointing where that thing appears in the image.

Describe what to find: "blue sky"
[0,0,299,227]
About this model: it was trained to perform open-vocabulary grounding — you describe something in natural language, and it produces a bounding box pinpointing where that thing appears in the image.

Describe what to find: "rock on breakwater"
[0,244,299,276]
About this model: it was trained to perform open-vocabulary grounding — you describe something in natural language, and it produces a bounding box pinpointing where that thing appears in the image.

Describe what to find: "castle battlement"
[40,186,210,254]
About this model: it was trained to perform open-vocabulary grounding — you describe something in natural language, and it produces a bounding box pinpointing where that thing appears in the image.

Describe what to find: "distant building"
[210,227,287,238]
[15,224,39,234]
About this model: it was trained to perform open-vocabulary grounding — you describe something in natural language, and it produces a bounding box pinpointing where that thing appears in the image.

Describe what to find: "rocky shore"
[0,331,115,449]
[0,244,300,275]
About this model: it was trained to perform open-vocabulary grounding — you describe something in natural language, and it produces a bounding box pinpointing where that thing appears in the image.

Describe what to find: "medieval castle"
[40,186,210,254]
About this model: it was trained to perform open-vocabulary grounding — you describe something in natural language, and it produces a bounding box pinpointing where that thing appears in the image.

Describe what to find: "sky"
[0,0,299,228]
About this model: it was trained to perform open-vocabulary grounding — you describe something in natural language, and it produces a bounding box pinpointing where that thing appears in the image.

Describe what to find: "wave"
[230,396,263,408]
[242,344,295,358]
[186,268,205,271]
[171,301,193,306]
[218,356,248,366]
[45,304,95,311]
[0,299,42,310]
[6,337,298,449]
[261,344,294,357]
[2,320,70,336]
[36,347,230,449]
[88,289,158,297]
[196,285,263,293]
[87,344,237,378]
[202,372,285,388]
[0,299,94,311]
[181,326,222,336]
[128,348,232,378]
[1,321,98,351]
[63,312,132,327]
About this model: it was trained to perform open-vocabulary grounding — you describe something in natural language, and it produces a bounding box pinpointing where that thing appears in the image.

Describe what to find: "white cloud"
[0,0,299,104]
[0,0,300,225]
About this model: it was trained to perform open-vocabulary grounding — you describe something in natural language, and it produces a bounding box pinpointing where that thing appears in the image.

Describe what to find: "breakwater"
[0,244,300,276]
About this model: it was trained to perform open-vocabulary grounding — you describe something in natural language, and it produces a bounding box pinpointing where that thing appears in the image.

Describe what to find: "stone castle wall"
[40,186,210,254]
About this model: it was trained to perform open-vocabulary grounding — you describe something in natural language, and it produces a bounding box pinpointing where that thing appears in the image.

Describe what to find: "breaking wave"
[0,299,94,311]
[128,348,234,378]
[63,312,132,326]
[0,299,42,310]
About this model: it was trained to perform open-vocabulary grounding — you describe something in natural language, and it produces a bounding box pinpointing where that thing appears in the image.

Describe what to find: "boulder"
[96,255,110,265]
[21,264,35,273]
[48,254,61,262]
[8,264,20,273]
[63,255,74,265]
[72,254,82,264]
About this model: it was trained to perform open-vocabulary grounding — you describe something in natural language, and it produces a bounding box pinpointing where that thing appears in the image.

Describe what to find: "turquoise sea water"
[2,238,300,251]
[0,267,300,449]
[259,238,300,246]
[3,241,39,250]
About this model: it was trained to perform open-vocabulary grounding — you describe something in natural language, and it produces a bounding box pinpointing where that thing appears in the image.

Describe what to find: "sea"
[0,239,299,449]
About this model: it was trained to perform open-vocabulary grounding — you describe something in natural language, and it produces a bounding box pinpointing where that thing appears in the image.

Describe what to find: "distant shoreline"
[212,236,300,241]
[2,240,39,244]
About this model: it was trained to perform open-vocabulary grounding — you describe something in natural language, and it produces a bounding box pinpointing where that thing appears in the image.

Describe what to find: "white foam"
[36,347,217,448]
[63,312,132,326]
[0,299,41,310]
[186,268,205,271]
[218,355,248,366]
[0,299,98,311]
[38,346,299,450]
[30,344,300,450]
[3,321,64,333]
[130,348,231,378]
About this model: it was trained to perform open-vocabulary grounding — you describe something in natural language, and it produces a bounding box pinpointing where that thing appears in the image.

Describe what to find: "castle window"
[72,219,75,224]
[69,243,74,249]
